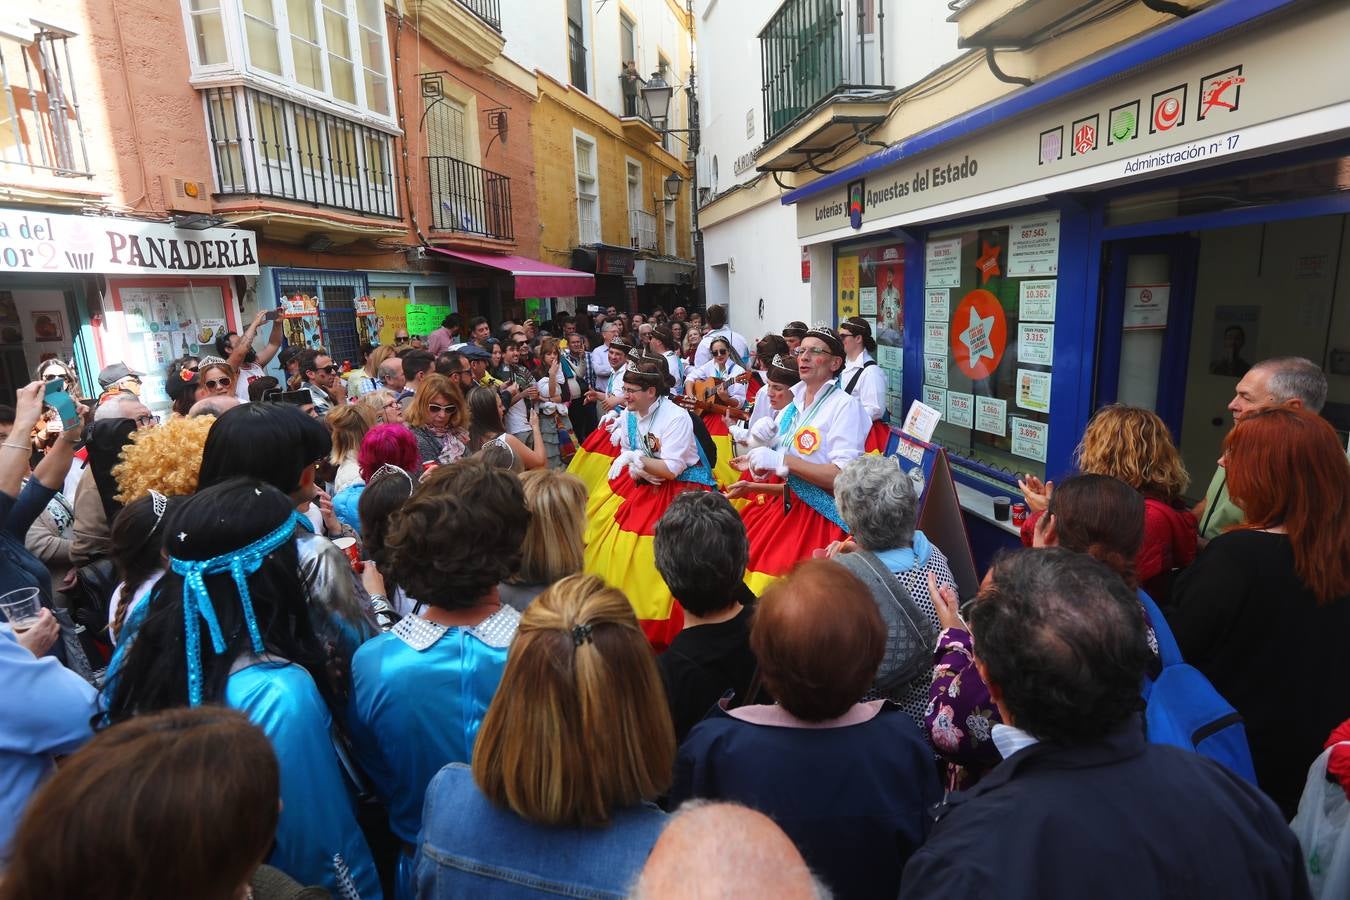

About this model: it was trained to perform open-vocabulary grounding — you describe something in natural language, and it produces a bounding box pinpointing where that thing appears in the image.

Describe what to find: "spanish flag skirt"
[701,412,740,490]
[742,475,848,595]
[865,420,899,456]
[584,467,714,651]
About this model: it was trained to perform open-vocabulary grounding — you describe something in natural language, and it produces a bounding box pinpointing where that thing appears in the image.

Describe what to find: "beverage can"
[1011,503,1028,527]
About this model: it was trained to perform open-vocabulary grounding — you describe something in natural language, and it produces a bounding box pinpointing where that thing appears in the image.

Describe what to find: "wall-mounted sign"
[794,3,1350,239]
[0,209,259,275]
[1123,283,1171,330]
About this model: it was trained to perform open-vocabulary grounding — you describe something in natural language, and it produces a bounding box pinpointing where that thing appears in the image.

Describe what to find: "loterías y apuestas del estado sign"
[0,209,259,276]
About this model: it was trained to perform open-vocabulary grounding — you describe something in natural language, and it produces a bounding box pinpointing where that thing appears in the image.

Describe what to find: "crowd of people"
[0,302,1347,899]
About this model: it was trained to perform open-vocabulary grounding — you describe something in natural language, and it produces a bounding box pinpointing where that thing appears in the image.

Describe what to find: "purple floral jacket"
[924,627,1002,790]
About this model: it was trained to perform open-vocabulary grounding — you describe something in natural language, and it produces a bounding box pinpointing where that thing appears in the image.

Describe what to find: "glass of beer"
[0,587,42,634]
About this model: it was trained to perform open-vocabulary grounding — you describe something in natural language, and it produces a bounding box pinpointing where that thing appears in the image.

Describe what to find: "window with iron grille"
[0,25,91,178]
[567,0,588,93]
[574,133,599,246]
[272,268,368,365]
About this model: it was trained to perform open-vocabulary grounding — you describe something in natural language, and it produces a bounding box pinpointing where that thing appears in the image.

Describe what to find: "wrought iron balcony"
[759,0,891,142]
[427,156,513,241]
[0,28,92,178]
[453,0,501,32]
[629,209,657,251]
[201,85,398,218]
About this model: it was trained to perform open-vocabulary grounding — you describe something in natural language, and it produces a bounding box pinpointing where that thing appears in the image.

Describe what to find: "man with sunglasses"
[96,363,143,398]
[297,349,345,416]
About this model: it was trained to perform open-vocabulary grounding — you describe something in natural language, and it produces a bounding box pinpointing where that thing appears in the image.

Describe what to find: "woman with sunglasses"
[195,358,236,400]
[682,336,746,489]
[734,327,869,594]
[407,374,469,469]
[465,385,545,472]
[35,360,83,403]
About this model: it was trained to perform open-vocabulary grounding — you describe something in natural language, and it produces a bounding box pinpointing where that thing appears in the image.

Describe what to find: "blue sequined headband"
[170,509,308,706]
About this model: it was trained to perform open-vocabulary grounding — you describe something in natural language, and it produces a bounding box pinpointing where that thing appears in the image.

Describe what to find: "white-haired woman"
[830,452,955,727]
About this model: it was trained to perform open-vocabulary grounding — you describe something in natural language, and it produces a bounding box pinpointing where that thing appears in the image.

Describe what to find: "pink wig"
[358,423,419,482]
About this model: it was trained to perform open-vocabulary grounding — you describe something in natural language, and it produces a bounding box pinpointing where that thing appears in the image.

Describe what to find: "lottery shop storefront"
[788,0,1350,564]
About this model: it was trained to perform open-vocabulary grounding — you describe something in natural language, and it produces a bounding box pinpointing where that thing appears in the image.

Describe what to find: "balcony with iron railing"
[453,0,501,31]
[758,0,892,147]
[201,85,399,218]
[629,208,657,251]
[427,156,513,241]
[0,28,92,179]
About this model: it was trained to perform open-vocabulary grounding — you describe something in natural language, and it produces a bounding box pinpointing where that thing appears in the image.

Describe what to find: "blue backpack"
[1137,590,1258,784]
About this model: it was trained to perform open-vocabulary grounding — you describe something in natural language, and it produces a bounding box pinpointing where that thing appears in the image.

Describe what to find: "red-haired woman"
[1171,406,1350,817]
[331,422,419,535]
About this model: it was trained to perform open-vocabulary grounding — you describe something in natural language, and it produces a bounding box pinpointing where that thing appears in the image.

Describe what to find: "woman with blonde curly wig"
[1019,404,1196,602]
[111,415,216,503]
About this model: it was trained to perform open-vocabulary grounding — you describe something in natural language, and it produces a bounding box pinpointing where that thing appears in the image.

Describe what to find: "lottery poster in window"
[874,252,904,348]
[836,254,860,320]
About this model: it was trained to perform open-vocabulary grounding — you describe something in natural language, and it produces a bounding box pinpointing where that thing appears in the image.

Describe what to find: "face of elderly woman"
[834,454,919,552]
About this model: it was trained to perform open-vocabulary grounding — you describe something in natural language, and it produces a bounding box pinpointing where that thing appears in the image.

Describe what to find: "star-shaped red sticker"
[977,240,1002,284]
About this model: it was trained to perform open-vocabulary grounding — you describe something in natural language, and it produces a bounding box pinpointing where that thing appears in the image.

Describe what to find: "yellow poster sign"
[837,254,859,320]
[375,297,408,346]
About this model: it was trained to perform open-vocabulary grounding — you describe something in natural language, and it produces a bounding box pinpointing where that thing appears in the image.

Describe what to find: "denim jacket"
[414,764,666,899]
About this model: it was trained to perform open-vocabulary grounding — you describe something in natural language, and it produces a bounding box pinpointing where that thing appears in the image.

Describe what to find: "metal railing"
[629,208,657,250]
[201,85,399,218]
[427,155,513,240]
[759,0,889,141]
[453,0,501,31]
[0,30,92,177]
[568,30,588,91]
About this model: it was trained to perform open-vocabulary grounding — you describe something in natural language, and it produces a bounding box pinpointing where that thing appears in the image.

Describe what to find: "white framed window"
[664,199,677,256]
[574,131,600,245]
[180,0,395,123]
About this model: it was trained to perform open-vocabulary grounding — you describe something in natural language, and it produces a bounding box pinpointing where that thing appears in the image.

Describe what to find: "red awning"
[429,248,595,298]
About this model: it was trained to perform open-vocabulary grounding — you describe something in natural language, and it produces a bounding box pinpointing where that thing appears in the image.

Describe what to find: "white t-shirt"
[693,327,751,368]
[840,351,888,421]
[503,389,528,435]
[780,381,869,467]
[621,396,699,477]
[685,359,748,405]
[235,362,268,402]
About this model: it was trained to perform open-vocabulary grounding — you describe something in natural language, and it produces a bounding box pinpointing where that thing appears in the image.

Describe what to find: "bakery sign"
[796,1,1350,239]
[0,209,259,276]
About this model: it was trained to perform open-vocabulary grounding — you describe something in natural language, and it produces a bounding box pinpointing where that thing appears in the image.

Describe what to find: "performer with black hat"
[780,321,808,354]
[733,325,868,593]
[586,348,716,650]
[838,315,896,454]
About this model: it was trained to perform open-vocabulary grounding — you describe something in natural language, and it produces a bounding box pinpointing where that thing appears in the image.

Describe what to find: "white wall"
[703,197,811,338]
[500,0,689,131]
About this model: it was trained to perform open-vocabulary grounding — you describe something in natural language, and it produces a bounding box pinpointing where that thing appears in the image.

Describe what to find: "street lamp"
[663,172,684,200]
[640,71,673,127]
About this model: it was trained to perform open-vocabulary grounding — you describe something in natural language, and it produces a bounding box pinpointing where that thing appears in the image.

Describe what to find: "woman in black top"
[1170,407,1350,817]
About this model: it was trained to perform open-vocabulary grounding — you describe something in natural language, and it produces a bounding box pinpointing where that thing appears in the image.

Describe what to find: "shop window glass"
[922,215,1060,481]
[834,237,906,421]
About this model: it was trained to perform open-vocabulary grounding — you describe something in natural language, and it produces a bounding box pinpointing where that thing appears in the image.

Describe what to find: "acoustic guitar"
[681,370,752,422]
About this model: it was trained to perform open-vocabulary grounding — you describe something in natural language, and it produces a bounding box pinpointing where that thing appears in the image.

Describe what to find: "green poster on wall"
[405,304,454,336]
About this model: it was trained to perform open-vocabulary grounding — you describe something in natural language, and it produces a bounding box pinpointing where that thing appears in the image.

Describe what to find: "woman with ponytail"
[413,574,672,898]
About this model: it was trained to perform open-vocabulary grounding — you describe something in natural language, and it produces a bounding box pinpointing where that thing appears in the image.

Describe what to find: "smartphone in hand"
[43,379,80,431]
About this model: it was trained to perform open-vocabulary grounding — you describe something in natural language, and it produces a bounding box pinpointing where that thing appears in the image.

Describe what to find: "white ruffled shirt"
[781,380,869,467]
[840,350,888,421]
[619,396,698,477]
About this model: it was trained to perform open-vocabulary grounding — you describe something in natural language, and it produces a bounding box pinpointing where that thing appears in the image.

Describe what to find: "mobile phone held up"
[264,308,282,322]
[44,378,80,431]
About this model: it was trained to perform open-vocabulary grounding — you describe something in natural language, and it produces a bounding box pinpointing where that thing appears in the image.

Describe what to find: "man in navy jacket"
[902,549,1309,900]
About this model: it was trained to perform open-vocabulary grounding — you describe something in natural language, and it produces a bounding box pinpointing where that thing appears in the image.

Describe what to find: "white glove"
[749,416,779,448]
[608,449,643,481]
[729,424,750,445]
[609,418,627,447]
[747,446,788,477]
[539,401,558,416]
[601,408,621,427]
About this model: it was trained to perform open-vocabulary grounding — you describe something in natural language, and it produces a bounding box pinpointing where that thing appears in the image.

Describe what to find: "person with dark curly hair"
[347,458,530,898]
[901,549,1308,900]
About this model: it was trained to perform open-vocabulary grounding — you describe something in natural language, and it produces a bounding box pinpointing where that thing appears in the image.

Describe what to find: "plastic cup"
[992,496,1012,521]
[0,587,42,633]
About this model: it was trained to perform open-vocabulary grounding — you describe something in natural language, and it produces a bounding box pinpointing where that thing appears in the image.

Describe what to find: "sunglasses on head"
[427,403,457,415]
[204,376,232,389]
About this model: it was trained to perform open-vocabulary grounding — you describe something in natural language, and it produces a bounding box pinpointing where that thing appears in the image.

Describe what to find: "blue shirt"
[0,625,98,861]
[415,764,667,900]
[227,660,382,899]
[348,609,518,843]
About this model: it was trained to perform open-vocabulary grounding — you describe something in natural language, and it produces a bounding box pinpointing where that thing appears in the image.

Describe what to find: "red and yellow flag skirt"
[865,420,898,456]
[740,476,848,595]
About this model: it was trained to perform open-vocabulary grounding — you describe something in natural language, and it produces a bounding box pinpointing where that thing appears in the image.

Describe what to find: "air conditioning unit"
[161,175,212,213]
